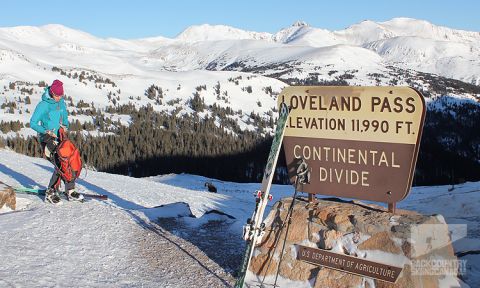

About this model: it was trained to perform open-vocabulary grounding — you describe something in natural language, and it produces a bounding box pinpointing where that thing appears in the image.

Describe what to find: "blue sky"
[1,0,478,39]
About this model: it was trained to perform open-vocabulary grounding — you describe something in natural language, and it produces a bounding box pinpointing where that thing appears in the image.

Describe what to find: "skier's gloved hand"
[46,130,57,138]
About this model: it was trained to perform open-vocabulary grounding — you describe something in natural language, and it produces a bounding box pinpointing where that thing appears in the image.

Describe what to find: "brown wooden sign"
[279,86,426,203]
[297,245,403,283]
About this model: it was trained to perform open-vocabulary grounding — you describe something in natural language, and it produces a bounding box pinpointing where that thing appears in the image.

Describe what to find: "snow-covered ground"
[0,149,293,287]
[0,148,479,287]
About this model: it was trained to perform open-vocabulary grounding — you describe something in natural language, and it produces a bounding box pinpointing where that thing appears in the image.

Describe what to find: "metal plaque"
[297,245,403,283]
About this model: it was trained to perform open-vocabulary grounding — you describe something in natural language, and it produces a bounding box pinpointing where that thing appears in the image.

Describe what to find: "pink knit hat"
[50,79,64,97]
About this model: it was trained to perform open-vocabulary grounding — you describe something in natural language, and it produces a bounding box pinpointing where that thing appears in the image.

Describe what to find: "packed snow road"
[0,194,235,287]
[0,150,242,287]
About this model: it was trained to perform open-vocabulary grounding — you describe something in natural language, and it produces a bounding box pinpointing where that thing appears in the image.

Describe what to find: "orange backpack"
[56,128,82,182]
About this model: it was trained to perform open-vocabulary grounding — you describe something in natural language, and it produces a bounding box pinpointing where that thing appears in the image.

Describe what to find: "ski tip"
[81,194,108,200]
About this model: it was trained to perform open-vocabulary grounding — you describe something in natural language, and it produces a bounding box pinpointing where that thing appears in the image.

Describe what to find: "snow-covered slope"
[275,18,480,84]
[283,18,480,47]
[379,18,480,43]
[364,36,480,83]
[0,148,479,287]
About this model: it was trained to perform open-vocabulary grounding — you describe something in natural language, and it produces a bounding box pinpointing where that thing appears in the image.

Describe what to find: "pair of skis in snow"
[235,102,290,288]
[13,187,108,201]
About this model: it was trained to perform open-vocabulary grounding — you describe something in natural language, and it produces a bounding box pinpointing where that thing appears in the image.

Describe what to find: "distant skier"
[30,79,83,204]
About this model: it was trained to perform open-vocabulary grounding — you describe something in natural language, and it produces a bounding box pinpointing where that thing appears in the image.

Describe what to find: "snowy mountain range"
[0,17,479,140]
[2,17,478,80]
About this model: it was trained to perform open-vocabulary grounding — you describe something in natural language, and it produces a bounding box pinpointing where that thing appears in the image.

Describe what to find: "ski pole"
[273,159,309,287]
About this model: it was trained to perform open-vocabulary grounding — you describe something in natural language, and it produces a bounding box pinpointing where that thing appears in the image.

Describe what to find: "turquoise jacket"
[30,87,69,140]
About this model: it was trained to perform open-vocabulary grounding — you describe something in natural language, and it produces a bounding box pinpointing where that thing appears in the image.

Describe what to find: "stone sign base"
[248,197,461,288]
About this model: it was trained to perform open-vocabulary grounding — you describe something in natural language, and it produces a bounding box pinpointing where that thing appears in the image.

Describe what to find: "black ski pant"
[41,134,75,192]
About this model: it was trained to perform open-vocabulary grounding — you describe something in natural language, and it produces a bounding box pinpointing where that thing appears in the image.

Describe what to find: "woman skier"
[30,79,83,204]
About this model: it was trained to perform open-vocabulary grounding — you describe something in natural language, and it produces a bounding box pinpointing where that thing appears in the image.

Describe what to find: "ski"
[13,187,108,200]
[235,102,290,288]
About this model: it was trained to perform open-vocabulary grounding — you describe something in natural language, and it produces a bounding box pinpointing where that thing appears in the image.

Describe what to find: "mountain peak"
[175,24,271,42]
[292,20,309,27]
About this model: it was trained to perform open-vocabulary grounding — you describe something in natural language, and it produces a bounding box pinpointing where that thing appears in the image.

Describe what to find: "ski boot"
[65,189,84,202]
[45,188,62,205]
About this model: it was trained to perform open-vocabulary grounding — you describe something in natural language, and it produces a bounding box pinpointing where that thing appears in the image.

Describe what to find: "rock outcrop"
[0,182,16,210]
[247,197,461,288]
